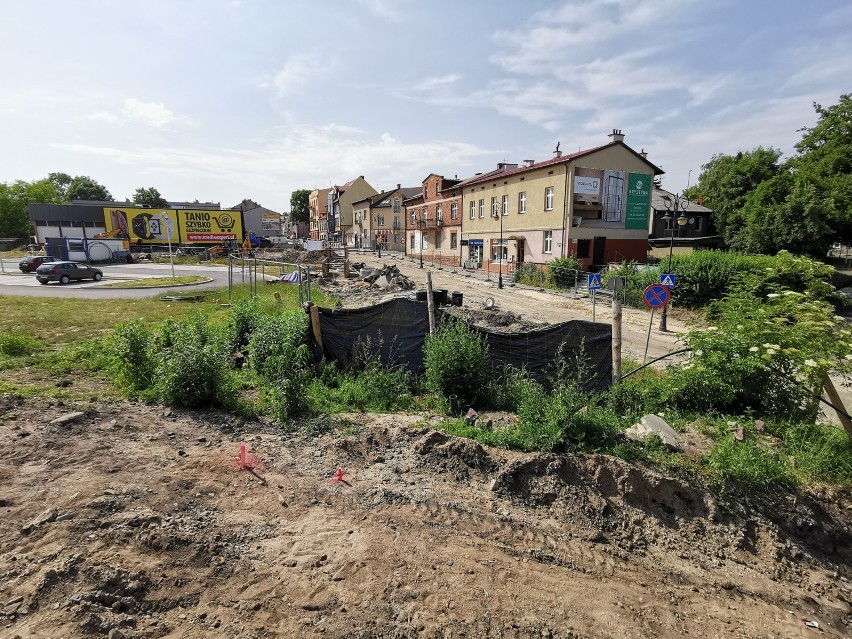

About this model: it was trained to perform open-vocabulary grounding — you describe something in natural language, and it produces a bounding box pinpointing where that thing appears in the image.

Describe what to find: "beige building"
[460,130,663,273]
[352,185,420,250]
[309,188,330,241]
[328,176,377,246]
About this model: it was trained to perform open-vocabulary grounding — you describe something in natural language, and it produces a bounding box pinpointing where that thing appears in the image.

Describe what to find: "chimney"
[523,159,535,167]
[608,129,625,143]
[497,162,518,171]
[639,148,648,158]
[554,149,562,158]
[397,183,400,189]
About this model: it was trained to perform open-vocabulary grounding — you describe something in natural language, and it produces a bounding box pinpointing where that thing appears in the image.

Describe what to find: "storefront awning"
[506,235,526,242]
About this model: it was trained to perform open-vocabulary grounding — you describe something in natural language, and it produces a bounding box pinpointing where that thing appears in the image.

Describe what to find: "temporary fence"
[311,297,612,393]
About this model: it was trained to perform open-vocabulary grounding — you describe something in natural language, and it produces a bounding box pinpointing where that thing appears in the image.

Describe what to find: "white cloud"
[88,111,120,123]
[264,53,335,97]
[121,98,185,128]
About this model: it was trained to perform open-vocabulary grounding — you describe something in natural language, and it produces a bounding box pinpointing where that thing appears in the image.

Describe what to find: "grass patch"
[102,275,209,288]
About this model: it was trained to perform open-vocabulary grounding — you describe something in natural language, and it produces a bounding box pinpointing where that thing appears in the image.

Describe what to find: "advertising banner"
[180,210,241,243]
[261,213,279,233]
[102,208,243,244]
[624,173,652,230]
[103,208,179,243]
[573,175,601,196]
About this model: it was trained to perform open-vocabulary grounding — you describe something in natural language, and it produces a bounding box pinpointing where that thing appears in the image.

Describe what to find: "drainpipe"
[560,164,570,258]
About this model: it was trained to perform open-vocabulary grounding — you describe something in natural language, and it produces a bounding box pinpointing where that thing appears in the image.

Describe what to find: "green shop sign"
[625,173,652,230]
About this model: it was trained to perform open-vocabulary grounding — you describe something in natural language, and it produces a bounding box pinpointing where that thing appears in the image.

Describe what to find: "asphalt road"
[0,260,232,299]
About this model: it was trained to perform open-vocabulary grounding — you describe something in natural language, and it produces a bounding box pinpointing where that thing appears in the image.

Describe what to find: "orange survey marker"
[233,443,263,470]
[329,466,345,484]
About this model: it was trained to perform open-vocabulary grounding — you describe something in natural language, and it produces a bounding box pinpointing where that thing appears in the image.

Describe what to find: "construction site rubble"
[352,263,416,291]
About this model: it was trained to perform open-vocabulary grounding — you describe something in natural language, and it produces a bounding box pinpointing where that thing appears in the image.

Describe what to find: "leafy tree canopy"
[66,175,112,202]
[132,186,168,208]
[0,179,64,237]
[289,189,311,224]
[47,172,72,200]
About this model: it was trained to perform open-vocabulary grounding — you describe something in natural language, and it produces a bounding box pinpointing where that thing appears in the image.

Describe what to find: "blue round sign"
[643,284,671,309]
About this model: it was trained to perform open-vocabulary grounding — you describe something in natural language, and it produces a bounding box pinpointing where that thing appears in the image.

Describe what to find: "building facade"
[328,176,377,246]
[460,131,663,273]
[309,188,331,241]
[404,174,464,266]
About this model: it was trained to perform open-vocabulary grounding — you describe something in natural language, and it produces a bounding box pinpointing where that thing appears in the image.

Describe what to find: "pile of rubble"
[351,263,416,291]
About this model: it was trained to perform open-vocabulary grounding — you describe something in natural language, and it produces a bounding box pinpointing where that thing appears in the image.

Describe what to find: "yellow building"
[460,130,663,273]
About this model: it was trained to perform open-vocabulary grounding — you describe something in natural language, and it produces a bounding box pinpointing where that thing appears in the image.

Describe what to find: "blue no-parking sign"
[643,284,671,309]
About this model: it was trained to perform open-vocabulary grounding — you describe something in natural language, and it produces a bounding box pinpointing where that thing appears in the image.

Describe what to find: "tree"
[289,189,311,224]
[66,175,112,202]
[693,147,783,246]
[47,172,72,200]
[132,187,168,208]
[0,179,64,237]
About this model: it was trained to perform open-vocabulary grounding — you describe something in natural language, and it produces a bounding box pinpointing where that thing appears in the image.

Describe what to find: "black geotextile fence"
[313,298,613,393]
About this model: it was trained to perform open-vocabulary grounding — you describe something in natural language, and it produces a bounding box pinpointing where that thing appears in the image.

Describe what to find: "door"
[517,242,525,265]
[593,236,606,264]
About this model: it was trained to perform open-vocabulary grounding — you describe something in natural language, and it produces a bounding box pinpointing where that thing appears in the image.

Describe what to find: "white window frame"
[544,230,553,254]
[469,201,475,220]
[451,201,458,220]
[436,203,443,221]
[450,232,457,249]
[545,186,554,211]
[479,199,485,218]
[491,196,499,217]
[502,194,509,216]
[519,191,526,213]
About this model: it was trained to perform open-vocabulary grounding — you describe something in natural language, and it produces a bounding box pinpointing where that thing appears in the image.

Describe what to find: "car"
[35,261,104,285]
[18,255,58,273]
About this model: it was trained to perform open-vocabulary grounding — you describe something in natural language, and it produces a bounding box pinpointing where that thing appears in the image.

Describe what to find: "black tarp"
[314,298,612,393]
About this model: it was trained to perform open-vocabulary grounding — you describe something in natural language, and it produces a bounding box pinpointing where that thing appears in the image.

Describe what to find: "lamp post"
[492,206,504,289]
[158,213,176,279]
[658,193,689,332]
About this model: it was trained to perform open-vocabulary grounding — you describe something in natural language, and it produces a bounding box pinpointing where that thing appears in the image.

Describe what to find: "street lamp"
[418,215,425,269]
[492,206,504,289]
[659,193,689,332]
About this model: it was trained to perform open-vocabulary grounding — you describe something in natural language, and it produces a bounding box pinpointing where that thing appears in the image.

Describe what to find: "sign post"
[642,284,671,362]
[588,273,603,322]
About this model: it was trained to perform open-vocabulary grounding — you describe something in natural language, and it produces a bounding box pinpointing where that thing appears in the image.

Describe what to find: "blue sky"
[1,0,849,212]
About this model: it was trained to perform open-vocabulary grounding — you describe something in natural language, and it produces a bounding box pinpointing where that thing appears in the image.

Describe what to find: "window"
[491,239,508,263]
[491,196,498,217]
[410,211,416,224]
[577,239,590,258]
[545,186,554,211]
[469,201,475,219]
[393,215,400,229]
[450,232,457,249]
[423,206,429,221]
[435,234,441,249]
[451,202,458,220]
[436,203,443,221]
[544,230,553,254]
[393,199,400,213]
[479,199,485,218]
[377,215,384,227]
[502,194,509,215]
[410,234,415,249]
[519,191,527,213]
[695,216,702,232]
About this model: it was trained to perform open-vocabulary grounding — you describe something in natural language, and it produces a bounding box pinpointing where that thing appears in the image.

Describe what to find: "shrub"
[0,332,44,357]
[226,298,266,352]
[546,256,582,289]
[424,318,489,408]
[707,436,795,488]
[513,262,547,287]
[247,311,311,380]
[109,320,155,392]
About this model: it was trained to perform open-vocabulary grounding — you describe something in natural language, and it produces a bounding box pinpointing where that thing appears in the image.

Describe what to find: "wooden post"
[426,271,436,335]
[822,374,852,440]
[612,294,622,385]
[343,260,350,278]
[308,303,324,352]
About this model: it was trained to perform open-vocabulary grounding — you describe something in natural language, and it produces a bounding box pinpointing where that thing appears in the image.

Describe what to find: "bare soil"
[1,396,850,638]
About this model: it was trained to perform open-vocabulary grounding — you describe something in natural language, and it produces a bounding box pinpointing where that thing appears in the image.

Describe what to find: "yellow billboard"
[102,208,243,244]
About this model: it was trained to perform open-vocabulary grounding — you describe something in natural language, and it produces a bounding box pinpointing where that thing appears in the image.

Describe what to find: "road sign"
[607,276,626,291]
[643,284,671,309]
[587,273,603,290]
[661,273,677,287]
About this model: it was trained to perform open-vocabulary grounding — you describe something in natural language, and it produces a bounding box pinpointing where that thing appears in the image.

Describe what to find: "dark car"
[18,255,57,273]
[35,261,103,285]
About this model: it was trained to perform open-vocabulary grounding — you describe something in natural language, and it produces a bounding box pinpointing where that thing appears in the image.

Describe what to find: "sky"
[1,0,850,212]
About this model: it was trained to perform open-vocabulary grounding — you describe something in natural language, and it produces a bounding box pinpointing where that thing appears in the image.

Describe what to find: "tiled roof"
[458,141,663,189]
[651,188,713,213]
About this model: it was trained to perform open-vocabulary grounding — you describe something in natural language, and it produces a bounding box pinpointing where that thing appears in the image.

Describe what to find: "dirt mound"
[1,399,850,638]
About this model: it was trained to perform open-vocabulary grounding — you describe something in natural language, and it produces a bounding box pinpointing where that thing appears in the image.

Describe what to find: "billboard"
[572,168,651,229]
[624,173,652,230]
[261,213,280,233]
[103,208,243,244]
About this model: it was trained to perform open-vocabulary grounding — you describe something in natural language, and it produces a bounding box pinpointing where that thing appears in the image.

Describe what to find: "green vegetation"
[103,275,209,288]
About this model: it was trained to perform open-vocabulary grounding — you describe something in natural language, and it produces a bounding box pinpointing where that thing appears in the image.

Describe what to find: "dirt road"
[346,252,689,364]
[2,397,849,638]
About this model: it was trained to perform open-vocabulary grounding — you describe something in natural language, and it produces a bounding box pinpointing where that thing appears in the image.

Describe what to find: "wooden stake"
[426,271,436,335]
[308,303,324,352]
[612,294,622,385]
[822,374,852,440]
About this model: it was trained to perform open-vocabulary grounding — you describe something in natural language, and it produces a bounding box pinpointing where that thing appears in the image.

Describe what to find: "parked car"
[35,261,103,285]
[18,255,57,273]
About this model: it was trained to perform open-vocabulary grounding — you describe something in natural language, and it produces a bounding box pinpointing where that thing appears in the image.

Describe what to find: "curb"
[100,277,215,290]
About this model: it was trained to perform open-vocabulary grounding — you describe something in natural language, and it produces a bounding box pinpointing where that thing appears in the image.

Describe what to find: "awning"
[506,235,526,242]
